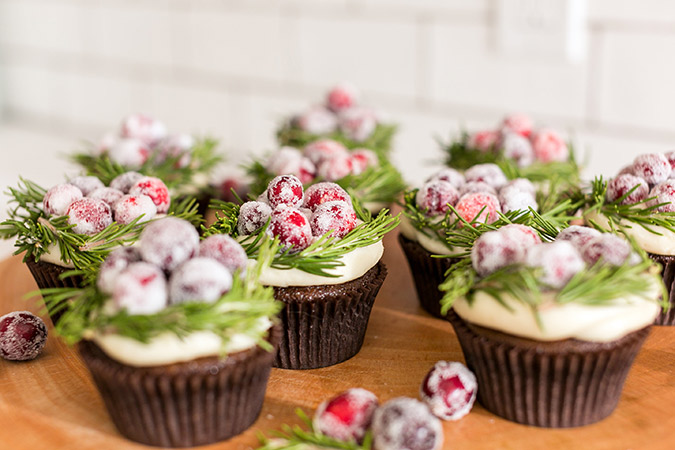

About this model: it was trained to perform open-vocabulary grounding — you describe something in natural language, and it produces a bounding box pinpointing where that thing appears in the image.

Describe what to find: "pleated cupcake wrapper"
[447,311,650,428]
[78,326,280,448]
[25,259,84,325]
[648,253,675,326]
[273,262,387,370]
[398,234,459,319]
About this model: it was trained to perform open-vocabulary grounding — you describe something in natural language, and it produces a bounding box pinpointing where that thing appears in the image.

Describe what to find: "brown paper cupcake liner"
[78,325,281,447]
[25,259,84,324]
[648,253,675,325]
[447,311,650,428]
[273,261,387,370]
[398,234,460,319]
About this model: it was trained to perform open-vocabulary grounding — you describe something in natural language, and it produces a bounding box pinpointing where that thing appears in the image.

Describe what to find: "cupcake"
[46,217,282,447]
[441,224,664,427]
[0,174,198,323]
[578,152,675,325]
[207,175,398,369]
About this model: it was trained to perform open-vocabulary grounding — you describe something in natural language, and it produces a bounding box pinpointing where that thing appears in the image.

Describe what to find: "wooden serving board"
[1,230,675,449]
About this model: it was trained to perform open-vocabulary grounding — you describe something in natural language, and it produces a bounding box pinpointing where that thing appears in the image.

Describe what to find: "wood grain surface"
[1,230,674,449]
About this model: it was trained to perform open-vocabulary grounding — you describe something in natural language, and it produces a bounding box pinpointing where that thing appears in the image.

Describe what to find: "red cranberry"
[129,176,170,214]
[326,83,359,112]
[499,189,538,213]
[557,225,602,250]
[113,194,157,224]
[531,129,569,163]
[88,187,124,208]
[351,149,378,175]
[120,113,167,146]
[237,201,273,235]
[427,168,465,190]
[501,113,533,137]
[665,151,675,170]
[468,129,499,152]
[631,153,671,186]
[43,183,83,216]
[108,138,150,168]
[217,176,250,203]
[618,165,635,176]
[68,176,105,196]
[139,217,200,272]
[313,388,378,443]
[459,181,496,197]
[266,206,313,253]
[416,180,460,217]
[606,174,649,204]
[0,311,47,361]
[501,178,536,196]
[581,234,631,267]
[110,171,144,193]
[310,201,357,239]
[317,153,354,182]
[66,198,113,235]
[113,262,167,315]
[266,147,317,183]
[471,229,528,276]
[303,182,351,211]
[97,247,142,294]
[525,241,585,289]
[155,133,194,168]
[420,361,477,421]
[267,175,305,208]
[501,132,534,167]
[500,223,541,246]
[339,106,377,142]
[296,106,338,135]
[199,235,248,274]
[97,131,117,155]
[169,257,233,304]
[372,397,443,450]
[304,139,349,166]
[454,193,501,226]
[648,180,675,212]
[464,163,507,189]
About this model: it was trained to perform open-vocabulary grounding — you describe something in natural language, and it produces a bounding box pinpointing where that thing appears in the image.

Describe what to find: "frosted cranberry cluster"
[608,152,675,211]
[291,83,380,142]
[0,311,47,361]
[466,113,569,166]
[265,140,379,184]
[94,114,195,169]
[237,175,358,253]
[418,164,538,225]
[97,217,248,315]
[472,224,637,288]
[42,172,170,235]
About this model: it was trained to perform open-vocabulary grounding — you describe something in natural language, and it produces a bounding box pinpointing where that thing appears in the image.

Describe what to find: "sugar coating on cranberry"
[499,189,538,214]
[266,147,317,184]
[631,153,671,186]
[501,113,533,137]
[472,229,528,276]
[139,217,200,272]
[113,194,157,224]
[501,132,534,167]
[88,187,125,208]
[606,174,649,204]
[317,153,354,182]
[557,225,602,251]
[500,223,541,246]
[97,131,117,155]
[108,138,150,168]
[531,129,569,163]
[310,201,357,239]
[525,241,585,289]
[304,139,349,166]
[155,133,194,168]
[459,181,497,197]
[267,206,313,253]
[237,201,273,235]
[501,178,536,196]
[43,183,83,216]
[296,106,338,135]
[129,176,170,214]
[326,83,360,112]
[648,180,675,212]
[97,247,142,294]
[0,311,47,361]
[68,176,105,196]
[66,198,113,235]
[217,176,249,203]
[110,171,144,193]
[416,180,460,217]
[468,130,499,152]
[372,397,443,450]
[120,113,167,146]
[420,361,477,421]
[169,257,233,304]
[464,163,507,189]
[113,262,167,315]
[199,235,248,274]
[455,192,501,226]
[581,234,631,267]
[351,149,378,175]
[303,182,351,211]
[339,107,377,142]
[267,175,304,208]
[665,151,675,170]
[313,388,378,443]
[427,168,465,190]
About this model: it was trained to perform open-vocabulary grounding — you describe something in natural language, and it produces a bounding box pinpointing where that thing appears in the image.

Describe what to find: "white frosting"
[256,241,383,287]
[399,215,460,256]
[453,280,660,343]
[586,210,675,256]
[38,243,75,269]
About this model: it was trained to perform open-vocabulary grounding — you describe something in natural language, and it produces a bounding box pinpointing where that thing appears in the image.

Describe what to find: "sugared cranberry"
[266,147,317,184]
[317,153,354,182]
[372,397,443,450]
[303,182,351,211]
[665,151,675,171]
[459,181,496,197]
[169,257,233,304]
[0,311,47,361]
[501,113,533,137]
[88,187,124,208]
[155,133,194,168]
[326,83,360,113]
[631,153,671,186]
[351,149,378,175]
[217,176,250,203]
[454,193,501,226]
[464,163,507,189]
[267,206,313,253]
[557,226,602,250]
[110,171,144,193]
[618,165,635,176]
[129,176,170,214]
[66,198,113,235]
[313,388,378,443]
[120,113,167,146]
[501,178,536,196]
[648,180,675,212]
[310,201,357,239]
[139,217,200,272]
[420,361,477,421]
[113,262,167,315]
[267,175,304,208]
[339,107,377,142]
[304,139,349,166]
[113,194,157,224]
[237,201,273,235]
[199,235,248,274]
[97,131,117,155]
[531,129,569,163]
[43,183,83,216]
[500,223,541,246]
[97,247,142,294]
[468,130,499,152]
[501,132,534,167]
[68,176,105,196]
[581,234,631,267]
[427,168,465,190]
[471,229,528,276]
[606,174,649,204]
[499,189,538,213]
[416,180,460,217]
[296,106,338,135]
[108,138,150,168]
[525,241,585,289]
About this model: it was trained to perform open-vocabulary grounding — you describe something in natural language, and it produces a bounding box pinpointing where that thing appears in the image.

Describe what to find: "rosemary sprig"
[257,409,372,450]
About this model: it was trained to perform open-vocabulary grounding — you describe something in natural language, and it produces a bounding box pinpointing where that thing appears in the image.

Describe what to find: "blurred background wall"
[0,0,674,193]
